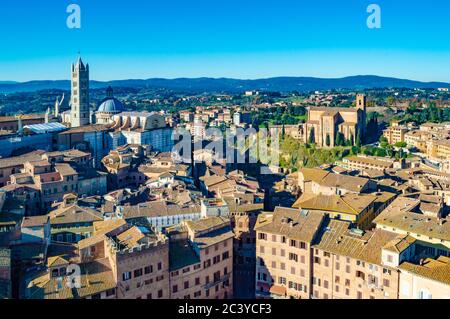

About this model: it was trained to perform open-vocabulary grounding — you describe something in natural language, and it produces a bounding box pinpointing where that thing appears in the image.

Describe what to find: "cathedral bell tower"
[71,57,90,127]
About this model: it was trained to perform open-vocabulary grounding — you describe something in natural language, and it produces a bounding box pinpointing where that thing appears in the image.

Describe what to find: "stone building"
[69,57,90,127]
[304,94,367,147]
[167,217,234,299]
[95,87,125,125]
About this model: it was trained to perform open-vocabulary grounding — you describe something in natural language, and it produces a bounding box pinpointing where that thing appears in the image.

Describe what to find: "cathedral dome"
[97,87,124,114]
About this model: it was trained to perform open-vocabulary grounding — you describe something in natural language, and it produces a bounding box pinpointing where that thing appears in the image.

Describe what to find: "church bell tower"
[71,57,90,127]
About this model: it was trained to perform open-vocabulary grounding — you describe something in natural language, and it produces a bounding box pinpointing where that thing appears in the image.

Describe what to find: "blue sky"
[0,0,449,82]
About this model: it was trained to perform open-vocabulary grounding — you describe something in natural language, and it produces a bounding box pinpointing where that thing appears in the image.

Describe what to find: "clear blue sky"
[0,0,449,82]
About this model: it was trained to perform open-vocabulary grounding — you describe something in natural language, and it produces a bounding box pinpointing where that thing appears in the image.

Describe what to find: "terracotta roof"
[374,197,450,241]
[122,201,200,219]
[22,216,49,228]
[313,219,399,265]
[293,193,376,216]
[27,259,116,299]
[299,168,371,193]
[399,257,450,285]
[383,235,416,253]
[0,150,46,169]
[49,204,103,226]
[255,207,325,242]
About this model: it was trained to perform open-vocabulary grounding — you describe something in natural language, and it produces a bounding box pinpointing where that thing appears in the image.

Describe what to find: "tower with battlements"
[70,57,90,127]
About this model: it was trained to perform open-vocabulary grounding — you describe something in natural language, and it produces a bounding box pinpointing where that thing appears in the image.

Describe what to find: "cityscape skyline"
[1,0,449,82]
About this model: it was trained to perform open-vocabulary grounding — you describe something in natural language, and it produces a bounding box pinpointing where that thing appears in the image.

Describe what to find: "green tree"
[394,141,407,148]
[356,131,362,148]
[335,132,345,147]
[309,127,315,144]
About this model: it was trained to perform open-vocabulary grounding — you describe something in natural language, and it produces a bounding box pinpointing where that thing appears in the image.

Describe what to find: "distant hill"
[0,75,449,94]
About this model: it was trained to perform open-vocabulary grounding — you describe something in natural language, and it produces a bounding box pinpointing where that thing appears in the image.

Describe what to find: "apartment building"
[255,207,325,299]
[0,150,46,187]
[227,200,264,298]
[373,196,450,252]
[340,155,403,173]
[48,193,104,243]
[383,126,409,145]
[167,217,234,299]
[24,219,170,299]
[311,219,401,299]
[0,248,11,299]
[1,149,106,213]
[293,192,396,230]
[428,139,450,160]
[102,144,148,190]
[121,200,201,231]
[297,168,377,196]
[398,256,450,299]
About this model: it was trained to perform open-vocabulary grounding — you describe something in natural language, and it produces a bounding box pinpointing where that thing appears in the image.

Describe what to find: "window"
[184,281,190,289]
[194,291,201,298]
[259,233,267,240]
[173,285,178,293]
[195,277,200,285]
[145,266,153,274]
[214,271,220,283]
[290,240,297,247]
[387,255,394,263]
[158,290,163,298]
[278,277,286,285]
[314,257,321,265]
[106,289,115,297]
[134,269,143,278]
[356,271,365,280]
[289,253,298,262]
[122,272,132,281]
[383,279,390,288]
[222,251,230,260]
[157,262,162,270]
[300,242,306,249]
